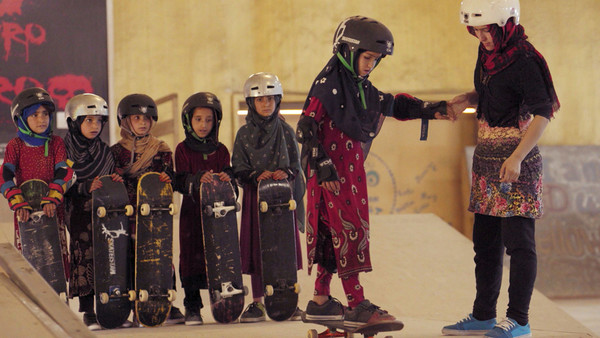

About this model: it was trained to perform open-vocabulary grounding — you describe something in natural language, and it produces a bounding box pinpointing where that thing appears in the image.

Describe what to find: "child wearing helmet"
[296,16,451,327]
[0,87,75,289]
[232,72,305,323]
[110,93,185,324]
[62,93,125,330]
[172,92,234,325]
[442,1,559,337]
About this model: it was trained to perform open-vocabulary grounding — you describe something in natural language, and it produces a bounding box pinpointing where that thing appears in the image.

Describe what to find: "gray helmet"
[117,93,158,126]
[460,0,520,27]
[10,87,55,127]
[243,72,283,98]
[65,93,109,122]
[332,16,394,56]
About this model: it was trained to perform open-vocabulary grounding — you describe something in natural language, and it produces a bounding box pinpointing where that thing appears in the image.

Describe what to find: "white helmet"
[460,0,520,27]
[65,93,109,122]
[243,72,283,98]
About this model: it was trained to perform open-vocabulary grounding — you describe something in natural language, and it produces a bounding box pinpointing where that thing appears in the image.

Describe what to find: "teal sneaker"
[442,313,497,335]
[485,318,531,337]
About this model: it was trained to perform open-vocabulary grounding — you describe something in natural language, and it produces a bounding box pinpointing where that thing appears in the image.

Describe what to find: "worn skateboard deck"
[134,172,176,327]
[200,174,246,323]
[92,175,134,329]
[302,312,404,338]
[257,178,299,321]
[18,179,67,299]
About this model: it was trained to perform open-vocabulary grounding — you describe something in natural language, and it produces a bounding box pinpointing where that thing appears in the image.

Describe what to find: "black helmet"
[332,16,394,56]
[116,93,158,126]
[181,92,222,135]
[10,87,56,127]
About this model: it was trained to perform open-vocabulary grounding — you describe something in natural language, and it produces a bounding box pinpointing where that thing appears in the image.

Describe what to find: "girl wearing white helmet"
[297,16,451,328]
[443,1,560,337]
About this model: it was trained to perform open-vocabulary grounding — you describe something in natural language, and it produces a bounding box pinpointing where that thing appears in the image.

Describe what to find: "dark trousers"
[472,213,537,325]
[183,287,204,310]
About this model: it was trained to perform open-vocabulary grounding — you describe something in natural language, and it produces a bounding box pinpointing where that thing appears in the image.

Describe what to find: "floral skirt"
[468,119,543,219]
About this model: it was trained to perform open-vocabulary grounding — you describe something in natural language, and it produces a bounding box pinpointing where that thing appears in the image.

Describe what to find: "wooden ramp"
[89,214,594,337]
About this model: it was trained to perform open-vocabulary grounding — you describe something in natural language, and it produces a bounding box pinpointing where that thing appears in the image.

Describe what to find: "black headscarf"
[182,108,221,154]
[64,117,115,182]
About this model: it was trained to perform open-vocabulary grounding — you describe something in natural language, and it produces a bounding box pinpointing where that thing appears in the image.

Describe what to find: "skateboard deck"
[92,175,134,329]
[302,312,404,338]
[134,172,176,327]
[257,178,299,321]
[200,174,246,323]
[18,179,67,299]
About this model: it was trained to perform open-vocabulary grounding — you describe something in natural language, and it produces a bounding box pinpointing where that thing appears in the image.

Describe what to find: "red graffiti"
[0,75,93,110]
[0,0,24,17]
[1,21,46,62]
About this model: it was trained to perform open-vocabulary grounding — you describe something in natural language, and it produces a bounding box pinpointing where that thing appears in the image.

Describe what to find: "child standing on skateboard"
[442,1,559,337]
[0,87,75,292]
[296,16,450,328]
[110,93,185,325]
[172,92,234,325]
[63,93,127,330]
[232,72,305,323]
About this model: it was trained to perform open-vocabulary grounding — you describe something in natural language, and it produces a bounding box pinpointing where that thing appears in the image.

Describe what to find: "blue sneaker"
[442,313,497,335]
[485,318,531,337]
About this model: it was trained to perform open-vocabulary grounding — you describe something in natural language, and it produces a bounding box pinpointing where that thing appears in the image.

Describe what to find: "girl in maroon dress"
[0,87,75,290]
[172,92,233,325]
[297,16,449,327]
[232,72,305,322]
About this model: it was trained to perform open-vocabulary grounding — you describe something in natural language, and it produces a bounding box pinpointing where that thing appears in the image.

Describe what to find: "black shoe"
[167,306,185,325]
[184,307,203,326]
[240,302,266,323]
[305,297,345,321]
[83,312,101,331]
[344,300,395,328]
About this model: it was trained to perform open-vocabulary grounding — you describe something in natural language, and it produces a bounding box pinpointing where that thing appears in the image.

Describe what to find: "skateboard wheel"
[214,290,222,301]
[243,285,249,296]
[168,289,177,302]
[260,201,268,213]
[265,285,274,296]
[140,203,150,216]
[294,283,301,294]
[235,202,241,212]
[128,290,137,301]
[205,205,213,216]
[96,206,106,218]
[308,329,318,338]
[99,292,109,304]
[125,204,134,216]
[139,289,149,302]
[169,203,176,215]
[288,199,297,211]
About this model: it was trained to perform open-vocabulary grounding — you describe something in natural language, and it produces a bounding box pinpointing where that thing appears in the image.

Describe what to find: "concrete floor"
[2,214,598,337]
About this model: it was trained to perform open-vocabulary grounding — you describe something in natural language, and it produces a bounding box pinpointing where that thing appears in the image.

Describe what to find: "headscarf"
[302,46,394,146]
[17,103,53,155]
[117,116,171,177]
[64,117,115,182]
[183,108,220,155]
[469,20,560,115]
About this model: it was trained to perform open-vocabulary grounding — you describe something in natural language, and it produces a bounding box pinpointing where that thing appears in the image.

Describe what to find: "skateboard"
[301,312,404,338]
[200,174,247,323]
[257,178,299,321]
[134,172,177,327]
[92,175,135,329]
[17,179,68,301]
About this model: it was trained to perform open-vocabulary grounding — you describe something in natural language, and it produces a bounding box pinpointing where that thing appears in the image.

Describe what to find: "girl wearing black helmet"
[172,92,234,325]
[0,87,75,292]
[443,1,559,337]
[297,16,451,327]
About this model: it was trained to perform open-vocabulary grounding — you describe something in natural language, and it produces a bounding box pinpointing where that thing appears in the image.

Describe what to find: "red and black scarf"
[468,20,560,116]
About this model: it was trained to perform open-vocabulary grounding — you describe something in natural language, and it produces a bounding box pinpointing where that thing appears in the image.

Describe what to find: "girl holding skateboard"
[232,72,305,322]
[172,92,233,325]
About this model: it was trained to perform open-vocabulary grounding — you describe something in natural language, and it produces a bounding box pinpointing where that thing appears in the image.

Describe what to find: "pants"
[314,265,365,308]
[472,213,537,325]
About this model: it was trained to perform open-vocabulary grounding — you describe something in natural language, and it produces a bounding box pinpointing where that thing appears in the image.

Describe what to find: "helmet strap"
[336,51,368,110]
[17,116,51,156]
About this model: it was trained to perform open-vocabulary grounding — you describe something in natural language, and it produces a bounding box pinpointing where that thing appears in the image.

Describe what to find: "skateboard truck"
[29,211,45,223]
[205,201,241,218]
[215,281,249,301]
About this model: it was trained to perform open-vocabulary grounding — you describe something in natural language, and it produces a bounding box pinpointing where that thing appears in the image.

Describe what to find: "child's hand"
[111,173,124,182]
[43,203,56,218]
[159,172,172,183]
[217,172,231,182]
[257,171,273,181]
[89,177,102,193]
[200,170,214,184]
[320,180,341,194]
[16,208,30,222]
[272,170,288,180]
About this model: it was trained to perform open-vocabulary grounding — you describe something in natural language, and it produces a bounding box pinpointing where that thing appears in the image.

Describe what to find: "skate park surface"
[0,214,598,337]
